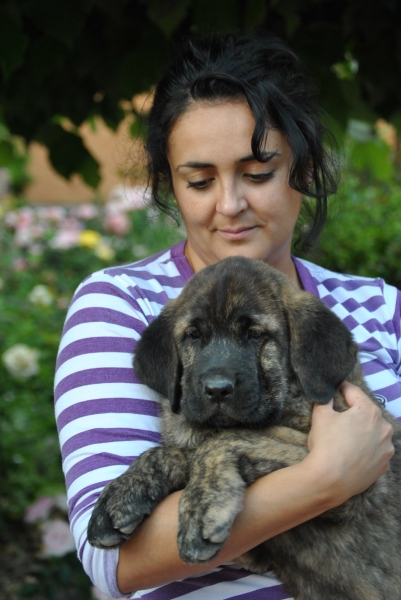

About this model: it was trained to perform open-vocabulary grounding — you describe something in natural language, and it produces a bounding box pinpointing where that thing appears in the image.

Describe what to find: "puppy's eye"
[186,328,201,341]
[247,328,263,340]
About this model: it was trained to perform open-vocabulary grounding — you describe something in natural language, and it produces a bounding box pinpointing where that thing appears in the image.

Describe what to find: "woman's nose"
[215,182,248,216]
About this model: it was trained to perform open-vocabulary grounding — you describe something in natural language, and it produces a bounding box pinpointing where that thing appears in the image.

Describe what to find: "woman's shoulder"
[295,256,399,307]
[73,240,192,306]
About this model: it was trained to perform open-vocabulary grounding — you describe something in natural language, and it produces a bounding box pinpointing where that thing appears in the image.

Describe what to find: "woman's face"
[167,100,303,285]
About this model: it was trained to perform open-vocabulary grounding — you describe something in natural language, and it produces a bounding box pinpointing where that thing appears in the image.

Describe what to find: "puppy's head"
[134,257,358,427]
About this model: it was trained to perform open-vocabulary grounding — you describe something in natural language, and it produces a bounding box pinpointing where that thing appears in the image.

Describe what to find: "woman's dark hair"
[145,31,338,253]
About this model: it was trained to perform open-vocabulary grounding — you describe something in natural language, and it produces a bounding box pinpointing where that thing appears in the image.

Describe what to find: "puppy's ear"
[133,306,182,413]
[283,289,358,403]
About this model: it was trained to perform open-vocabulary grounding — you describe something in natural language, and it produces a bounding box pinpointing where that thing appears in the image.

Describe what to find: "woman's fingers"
[307,382,394,505]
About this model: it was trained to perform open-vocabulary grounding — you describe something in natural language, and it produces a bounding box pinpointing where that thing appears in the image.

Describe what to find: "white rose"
[28,284,54,307]
[2,344,40,378]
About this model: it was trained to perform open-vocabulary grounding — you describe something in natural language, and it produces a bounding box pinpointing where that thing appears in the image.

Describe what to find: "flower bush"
[317,167,401,288]
[298,132,401,289]
[0,187,184,599]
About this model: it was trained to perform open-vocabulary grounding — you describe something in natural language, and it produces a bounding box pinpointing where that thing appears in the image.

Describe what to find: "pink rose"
[126,186,151,210]
[41,519,76,557]
[74,204,99,220]
[50,228,81,249]
[12,257,29,271]
[17,207,34,229]
[25,496,54,523]
[108,185,151,211]
[103,212,131,236]
[37,206,66,222]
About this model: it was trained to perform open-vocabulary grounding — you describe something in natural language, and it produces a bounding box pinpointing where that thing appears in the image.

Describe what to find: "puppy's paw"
[87,475,156,549]
[177,485,243,563]
[88,447,189,550]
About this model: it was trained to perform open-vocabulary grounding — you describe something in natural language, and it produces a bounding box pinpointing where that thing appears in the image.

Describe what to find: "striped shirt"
[54,240,401,599]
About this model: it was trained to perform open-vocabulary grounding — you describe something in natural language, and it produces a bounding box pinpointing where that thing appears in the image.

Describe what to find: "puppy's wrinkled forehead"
[173,257,286,337]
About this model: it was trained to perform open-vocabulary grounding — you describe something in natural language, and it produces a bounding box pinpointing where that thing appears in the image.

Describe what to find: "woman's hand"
[307,381,394,506]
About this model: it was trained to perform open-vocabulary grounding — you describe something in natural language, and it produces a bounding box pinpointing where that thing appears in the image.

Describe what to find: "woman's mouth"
[217,226,257,241]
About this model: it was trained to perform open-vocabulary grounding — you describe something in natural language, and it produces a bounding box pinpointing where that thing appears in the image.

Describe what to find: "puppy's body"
[88,257,401,600]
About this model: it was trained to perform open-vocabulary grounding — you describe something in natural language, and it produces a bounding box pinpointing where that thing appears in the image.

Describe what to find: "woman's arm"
[117,382,394,594]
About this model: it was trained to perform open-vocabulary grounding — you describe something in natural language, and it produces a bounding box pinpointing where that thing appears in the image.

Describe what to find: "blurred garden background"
[1,1,401,598]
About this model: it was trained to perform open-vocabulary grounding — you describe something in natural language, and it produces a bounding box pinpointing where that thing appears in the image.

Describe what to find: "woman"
[54,32,397,599]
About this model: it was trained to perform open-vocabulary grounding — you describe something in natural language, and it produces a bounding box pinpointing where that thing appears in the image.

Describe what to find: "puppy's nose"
[204,379,234,402]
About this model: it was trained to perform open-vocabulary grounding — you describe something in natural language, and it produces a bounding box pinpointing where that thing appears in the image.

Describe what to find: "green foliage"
[308,136,401,288]
[0,0,400,184]
[17,553,92,600]
[349,139,393,181]
[318,182,401,289]
[0,125,31,193]
[0,193,184,598]
[37,124,101,188]
[0,196,184,523]
[0,518,93,600]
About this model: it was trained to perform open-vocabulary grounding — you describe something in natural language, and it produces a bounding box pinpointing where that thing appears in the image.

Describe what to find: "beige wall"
[25,115,144,205]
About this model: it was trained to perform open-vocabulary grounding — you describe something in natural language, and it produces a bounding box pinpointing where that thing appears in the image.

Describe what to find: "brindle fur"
[88,256,401,600]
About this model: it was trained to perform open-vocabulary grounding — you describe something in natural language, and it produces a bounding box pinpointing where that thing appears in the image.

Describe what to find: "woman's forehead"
[167,100,290,165]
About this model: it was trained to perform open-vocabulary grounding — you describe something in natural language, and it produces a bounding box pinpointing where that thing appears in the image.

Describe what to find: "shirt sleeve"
[54,270,163,598]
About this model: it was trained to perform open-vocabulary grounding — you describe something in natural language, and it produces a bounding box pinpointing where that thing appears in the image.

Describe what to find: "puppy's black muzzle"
[196,338,245,405]
[183,337,262,425]
[202,375,234,402]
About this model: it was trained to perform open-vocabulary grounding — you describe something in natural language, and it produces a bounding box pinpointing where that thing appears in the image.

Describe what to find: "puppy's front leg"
[88,446,189,549]
[178,430,307,564]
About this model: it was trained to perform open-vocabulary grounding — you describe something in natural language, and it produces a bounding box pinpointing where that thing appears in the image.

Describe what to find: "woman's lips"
[217,226,257,240]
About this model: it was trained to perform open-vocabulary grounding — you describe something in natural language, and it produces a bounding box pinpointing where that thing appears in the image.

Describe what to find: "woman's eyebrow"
[176,151,280,171]
[238,151,280,163]
[176,161,214,170]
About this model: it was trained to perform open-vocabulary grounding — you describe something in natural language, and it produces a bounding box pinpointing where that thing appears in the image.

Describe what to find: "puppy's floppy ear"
[133,305,182,413]
[283,289,358,403]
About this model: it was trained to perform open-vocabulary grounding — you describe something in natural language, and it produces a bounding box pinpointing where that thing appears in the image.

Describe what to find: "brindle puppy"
[88,256,401,600]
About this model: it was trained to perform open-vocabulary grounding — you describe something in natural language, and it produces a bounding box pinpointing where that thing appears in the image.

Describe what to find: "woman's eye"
[186,179,212,190]
[245,172,274,183]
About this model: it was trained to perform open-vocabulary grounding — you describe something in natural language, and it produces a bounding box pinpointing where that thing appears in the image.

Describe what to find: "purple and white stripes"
[54,241,401,599]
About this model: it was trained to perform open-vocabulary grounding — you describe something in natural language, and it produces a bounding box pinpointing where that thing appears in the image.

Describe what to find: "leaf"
[0,140,14,166]
[38,124,100,188]
[349,139,393,181]
[117,34,170,100]
[139,0,191,37]
[242,0,267,29]
[390,110,401,137]
[0,121,9,143]
[0,7,29,81]
[22,0,94,47]
[25,37,69,85]
[192,0,242,30]
[79,153,101,189]
[130,117,148,139]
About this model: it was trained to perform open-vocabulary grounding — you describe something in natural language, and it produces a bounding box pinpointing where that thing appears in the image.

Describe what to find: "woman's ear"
[133,304,182,413]
[282,288,358,403]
